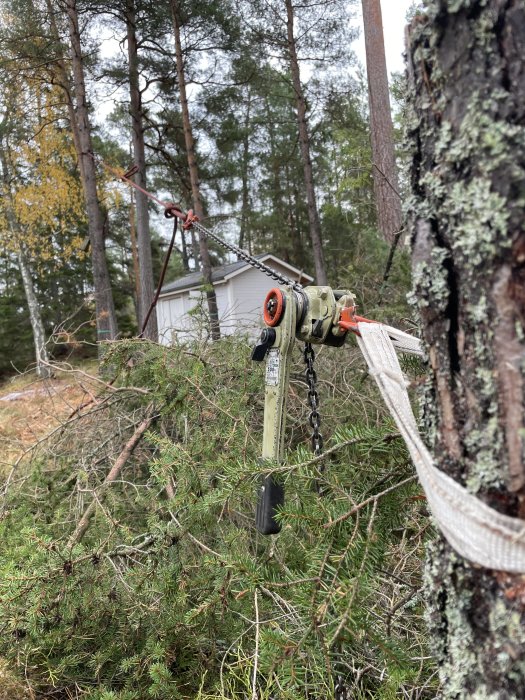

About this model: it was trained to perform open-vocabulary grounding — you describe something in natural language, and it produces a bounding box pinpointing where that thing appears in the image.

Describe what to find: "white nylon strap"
[357,322,525,573]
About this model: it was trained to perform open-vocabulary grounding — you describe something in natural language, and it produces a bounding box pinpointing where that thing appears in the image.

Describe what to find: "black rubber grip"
[256,476,284,535]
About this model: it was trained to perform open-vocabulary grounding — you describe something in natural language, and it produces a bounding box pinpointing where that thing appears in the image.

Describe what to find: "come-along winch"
[251,284,372,535]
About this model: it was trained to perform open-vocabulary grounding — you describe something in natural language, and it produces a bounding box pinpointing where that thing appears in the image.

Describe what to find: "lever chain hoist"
[108,173,358,530]
[251,284,357,700]
[110,178,362,700]
[250,285,357,535]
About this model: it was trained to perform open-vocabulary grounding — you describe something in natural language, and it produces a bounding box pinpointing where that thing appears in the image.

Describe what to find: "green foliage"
[0,330,437,698]
[0,252,33,376]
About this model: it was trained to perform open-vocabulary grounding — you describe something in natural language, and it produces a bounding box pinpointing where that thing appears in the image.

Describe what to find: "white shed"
[156,254,313,344]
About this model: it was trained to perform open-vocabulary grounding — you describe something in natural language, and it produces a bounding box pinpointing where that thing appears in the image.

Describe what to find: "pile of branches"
[0,336,438,699]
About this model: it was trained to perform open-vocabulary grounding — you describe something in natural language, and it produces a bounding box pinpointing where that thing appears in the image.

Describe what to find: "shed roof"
[159,254,313,296]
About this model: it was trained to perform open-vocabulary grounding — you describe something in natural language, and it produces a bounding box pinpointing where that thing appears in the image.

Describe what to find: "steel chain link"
[304,344,348,700]
[303,342,324,457]
[334,675,346,700]
[194,222,303,292]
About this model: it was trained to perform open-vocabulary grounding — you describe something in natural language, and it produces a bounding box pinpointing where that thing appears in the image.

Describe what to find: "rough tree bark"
[407,1,525,696]
[284,0,327,285]
[65,0,118,344]
[361,0,403,245]
[170,0,220,340]
[125,0,157,340]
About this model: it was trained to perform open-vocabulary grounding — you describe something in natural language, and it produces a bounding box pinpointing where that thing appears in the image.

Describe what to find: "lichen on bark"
[407,0,525,695]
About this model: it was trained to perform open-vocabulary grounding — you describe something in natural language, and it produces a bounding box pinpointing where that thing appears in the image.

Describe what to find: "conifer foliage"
[0,325,436,698]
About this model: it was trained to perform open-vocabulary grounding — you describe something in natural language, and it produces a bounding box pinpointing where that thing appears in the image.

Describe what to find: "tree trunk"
[129,190,140,321]
[170,0,220,340]
[361,0,402,245]
[16,246,51,379]
[238,93,251,255]
[125,0,157,340]
[285,161,305,267]
[264,98,286,257]
[407,1,525,696]
[0,141,51,378]
[64,0,118,345]
[284,0,327,285]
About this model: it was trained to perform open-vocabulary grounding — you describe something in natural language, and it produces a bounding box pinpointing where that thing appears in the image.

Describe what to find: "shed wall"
[157,260,307,343]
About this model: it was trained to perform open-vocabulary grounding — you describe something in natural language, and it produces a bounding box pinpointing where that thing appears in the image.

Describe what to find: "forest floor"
[0,361,99,469]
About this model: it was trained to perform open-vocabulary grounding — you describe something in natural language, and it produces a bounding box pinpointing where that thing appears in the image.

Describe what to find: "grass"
[0,359,100,469]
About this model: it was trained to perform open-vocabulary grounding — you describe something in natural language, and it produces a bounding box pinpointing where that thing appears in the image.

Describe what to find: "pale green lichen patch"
[441,103,521,171]
[444,599,477,695]
[473,366,496,400]
[472,326,494,365]
[466,293,488,325]
[465,416,504,493]
[488,601,525,682]
[412,247,451,313]
[470,690,500,700]
[448,179,509,266]
[445,0,489,13]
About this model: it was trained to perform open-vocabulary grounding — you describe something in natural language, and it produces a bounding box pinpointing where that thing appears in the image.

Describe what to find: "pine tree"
[242,0,357,285]
[361,0,403,245]
[407,1,525,694]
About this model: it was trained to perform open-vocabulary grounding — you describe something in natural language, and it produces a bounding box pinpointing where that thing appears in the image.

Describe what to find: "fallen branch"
[67,408,154,548]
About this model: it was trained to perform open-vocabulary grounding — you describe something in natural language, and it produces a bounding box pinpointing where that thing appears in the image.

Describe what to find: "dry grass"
[0,658,32,699]
[0,361,99,469]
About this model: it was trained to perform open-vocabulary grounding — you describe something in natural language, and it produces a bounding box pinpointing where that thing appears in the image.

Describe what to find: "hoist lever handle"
[256,476,284,535]
[251,328,277,362]
[255,287,296,535]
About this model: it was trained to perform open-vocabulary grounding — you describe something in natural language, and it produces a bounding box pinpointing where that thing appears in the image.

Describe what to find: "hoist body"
[252,285,355,534]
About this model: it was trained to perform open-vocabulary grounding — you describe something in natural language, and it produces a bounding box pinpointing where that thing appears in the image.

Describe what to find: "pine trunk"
[284,0,327,285]
[361,0,403,245]
[171,0,220,340]
[126,0,157,341]
[239,94,251,255]
[407,1,525,696]
[65,0,118,345]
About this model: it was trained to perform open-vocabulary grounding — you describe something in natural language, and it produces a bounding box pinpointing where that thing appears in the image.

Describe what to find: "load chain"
[193,221,304,292]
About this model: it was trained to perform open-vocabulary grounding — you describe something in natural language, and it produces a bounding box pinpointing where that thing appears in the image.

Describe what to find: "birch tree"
[407,1,525,694]
[0,86,85,377]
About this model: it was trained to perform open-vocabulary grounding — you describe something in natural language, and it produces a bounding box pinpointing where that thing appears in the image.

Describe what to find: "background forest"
[0,0,435,698]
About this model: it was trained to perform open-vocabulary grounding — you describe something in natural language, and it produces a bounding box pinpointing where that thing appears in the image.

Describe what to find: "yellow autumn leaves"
[0,88,86,266]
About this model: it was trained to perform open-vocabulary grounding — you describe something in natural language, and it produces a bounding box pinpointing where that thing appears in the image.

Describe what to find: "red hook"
[338,306,378,336]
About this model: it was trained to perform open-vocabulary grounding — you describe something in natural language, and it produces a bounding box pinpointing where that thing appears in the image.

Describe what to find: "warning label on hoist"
[265,349,280,386]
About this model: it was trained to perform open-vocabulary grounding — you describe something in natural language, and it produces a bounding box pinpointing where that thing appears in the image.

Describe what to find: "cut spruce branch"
[260,432,401,474]
[323,474,418,529]
[67,409,155,548]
